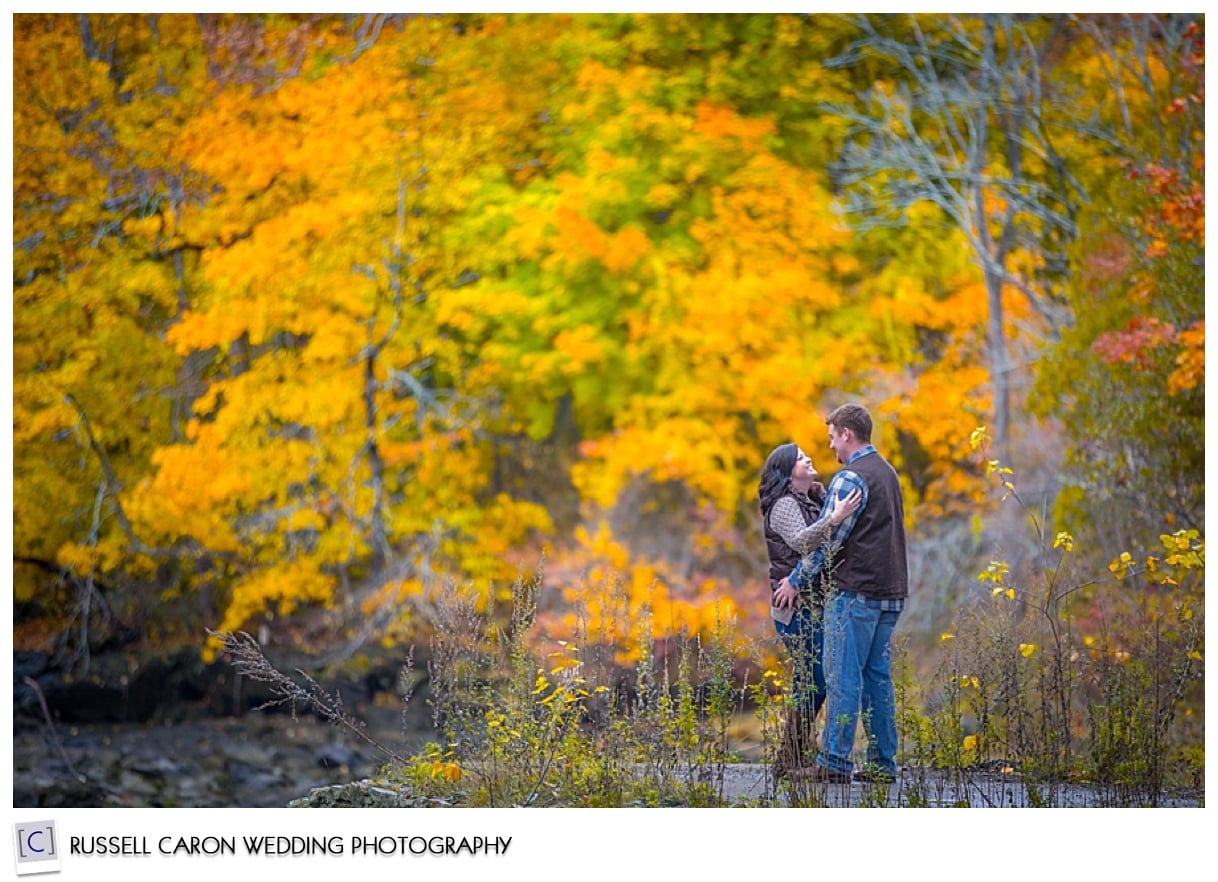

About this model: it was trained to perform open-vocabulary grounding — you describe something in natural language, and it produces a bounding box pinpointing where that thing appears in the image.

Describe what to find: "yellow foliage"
[218,558,336,637]
[1168,320,1204,395]
[539,521,737,662]
[691,100,776,150]
[21,11,1182,670]
[571,420,738,515]
[603,227,651,273]
[551,325,607,374]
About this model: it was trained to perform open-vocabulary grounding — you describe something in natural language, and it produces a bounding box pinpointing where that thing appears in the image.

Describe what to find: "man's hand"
[773,577,798,609]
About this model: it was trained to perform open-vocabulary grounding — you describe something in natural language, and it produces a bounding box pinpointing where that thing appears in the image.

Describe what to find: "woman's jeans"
[773,601,826,720]
[817,591,900,775]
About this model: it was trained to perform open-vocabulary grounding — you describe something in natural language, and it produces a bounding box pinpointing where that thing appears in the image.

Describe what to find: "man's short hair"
[826,403,872,443]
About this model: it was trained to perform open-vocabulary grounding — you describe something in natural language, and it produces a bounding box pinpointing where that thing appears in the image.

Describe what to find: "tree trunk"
[984,263,1011,459]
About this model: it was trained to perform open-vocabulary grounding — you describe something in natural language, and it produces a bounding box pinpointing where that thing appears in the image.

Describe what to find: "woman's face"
[790,448,817,488]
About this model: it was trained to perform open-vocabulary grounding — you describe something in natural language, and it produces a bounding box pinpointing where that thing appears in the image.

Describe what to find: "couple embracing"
[758,403,908,785]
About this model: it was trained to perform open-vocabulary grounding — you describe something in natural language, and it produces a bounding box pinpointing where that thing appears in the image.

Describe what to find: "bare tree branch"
[23,677,88,784]
[824,13,1087,451]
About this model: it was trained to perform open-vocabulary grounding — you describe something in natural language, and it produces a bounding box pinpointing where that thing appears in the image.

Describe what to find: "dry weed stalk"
[208,628,409,765]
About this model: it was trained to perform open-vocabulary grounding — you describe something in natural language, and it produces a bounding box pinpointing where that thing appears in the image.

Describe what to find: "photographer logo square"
[12,821,61,876]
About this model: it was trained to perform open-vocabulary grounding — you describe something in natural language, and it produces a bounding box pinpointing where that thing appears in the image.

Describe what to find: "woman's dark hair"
[758,442,799,516]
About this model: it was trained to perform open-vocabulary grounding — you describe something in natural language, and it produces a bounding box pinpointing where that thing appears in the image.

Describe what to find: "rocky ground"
[12,643,432,808]
[13,704,425,809]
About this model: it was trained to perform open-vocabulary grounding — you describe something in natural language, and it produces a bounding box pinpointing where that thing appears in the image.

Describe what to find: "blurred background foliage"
[10,14,1203,693]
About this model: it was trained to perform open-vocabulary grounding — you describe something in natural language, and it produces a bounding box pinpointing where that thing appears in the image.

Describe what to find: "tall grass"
[402,569,761,807]
[388,429,1203,807]
[890,429,1204,807]
[220,435,1203,808]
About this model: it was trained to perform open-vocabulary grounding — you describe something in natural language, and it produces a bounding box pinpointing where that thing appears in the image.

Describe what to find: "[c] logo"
[12,821,61,876]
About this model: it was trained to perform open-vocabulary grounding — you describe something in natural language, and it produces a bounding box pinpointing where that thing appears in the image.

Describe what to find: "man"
[781,402,908,783]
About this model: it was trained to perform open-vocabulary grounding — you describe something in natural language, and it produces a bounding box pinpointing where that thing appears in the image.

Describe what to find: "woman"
[758,442,861,780]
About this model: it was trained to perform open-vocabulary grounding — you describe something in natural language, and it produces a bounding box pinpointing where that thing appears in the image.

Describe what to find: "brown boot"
[774,709,818,780]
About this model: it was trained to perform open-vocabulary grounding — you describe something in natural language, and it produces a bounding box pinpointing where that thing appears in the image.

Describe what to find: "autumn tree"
[123,14,576,651]
[12,13,222,664]
[14,12,1200,671]
[1031,14,1204,547]
[12,14,564,655]
[433,14,898,636]
[824,14,1088,458]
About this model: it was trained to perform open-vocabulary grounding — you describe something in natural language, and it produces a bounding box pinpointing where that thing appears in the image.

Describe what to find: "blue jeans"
[773,601,825,720]
[817,592,900,775]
